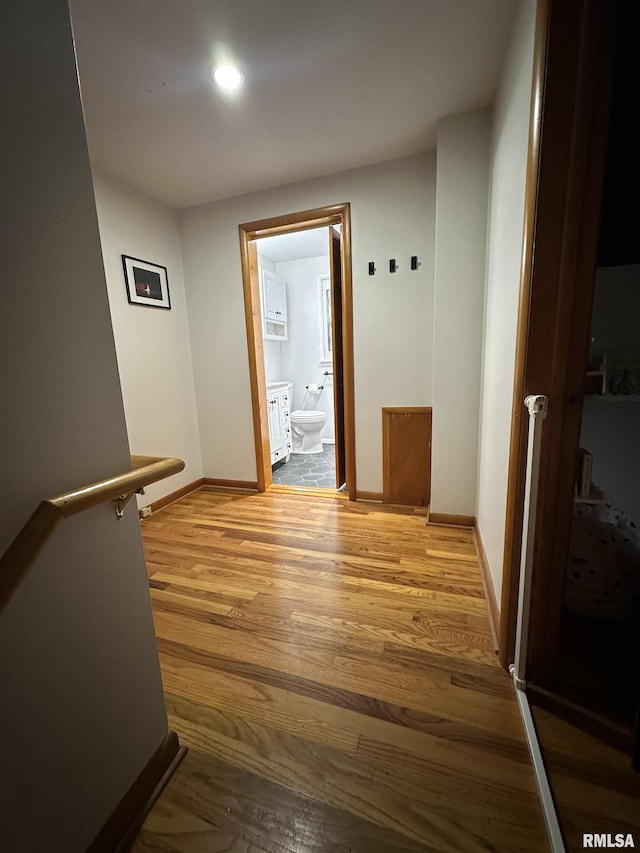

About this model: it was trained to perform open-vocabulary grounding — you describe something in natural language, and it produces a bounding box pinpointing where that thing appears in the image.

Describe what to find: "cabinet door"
[278,389,292,452]
[282,425,292,453]
[268,395,283,459]
[261,270,279,321]
[261,270,278,320]
[274,277,287,322]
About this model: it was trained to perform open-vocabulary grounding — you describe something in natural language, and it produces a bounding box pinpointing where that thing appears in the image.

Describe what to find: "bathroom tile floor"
[271,444,337,488]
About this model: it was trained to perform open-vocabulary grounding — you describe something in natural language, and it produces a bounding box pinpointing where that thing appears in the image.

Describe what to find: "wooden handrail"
[0,455,184,615]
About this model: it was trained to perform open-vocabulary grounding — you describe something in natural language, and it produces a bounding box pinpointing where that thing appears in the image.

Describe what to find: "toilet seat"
[291,409,326,422]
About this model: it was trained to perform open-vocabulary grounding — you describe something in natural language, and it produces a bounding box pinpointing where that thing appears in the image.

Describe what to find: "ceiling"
[258,228,329,263]
[70,0,518,210]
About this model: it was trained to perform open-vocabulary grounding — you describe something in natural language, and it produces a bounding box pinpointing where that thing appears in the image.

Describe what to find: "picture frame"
[122,255,171,309]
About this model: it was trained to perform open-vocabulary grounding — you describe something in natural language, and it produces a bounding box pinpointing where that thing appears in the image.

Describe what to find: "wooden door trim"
[499,0,615,676]
[239,203,356,499]
[329,225,346,489]
[239,231,268,492]
[341,205,356,500]
[240,204,346,238]
[498,0,551,669]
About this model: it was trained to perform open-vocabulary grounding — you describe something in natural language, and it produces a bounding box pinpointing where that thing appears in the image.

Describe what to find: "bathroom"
[257,227,338,488]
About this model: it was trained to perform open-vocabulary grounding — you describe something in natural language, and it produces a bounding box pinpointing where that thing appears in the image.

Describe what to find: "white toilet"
[290,409,327,454]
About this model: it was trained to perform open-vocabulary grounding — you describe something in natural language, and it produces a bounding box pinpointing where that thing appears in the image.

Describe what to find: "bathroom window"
[319,274,332,362]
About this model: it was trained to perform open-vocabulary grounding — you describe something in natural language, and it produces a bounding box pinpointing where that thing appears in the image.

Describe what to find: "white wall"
[0,2,168,850]
[476,0,537,607]
[180,153,436,493]
[431,108,491,517]
[580,263,640,523]
[276,255,333,438]
[263,339,284,383]
[93,169,203,505]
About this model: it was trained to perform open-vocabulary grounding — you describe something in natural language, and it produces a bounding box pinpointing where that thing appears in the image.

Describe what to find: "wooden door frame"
[328,224,346,489]
[239,203,356,498]
[499,0,616,677]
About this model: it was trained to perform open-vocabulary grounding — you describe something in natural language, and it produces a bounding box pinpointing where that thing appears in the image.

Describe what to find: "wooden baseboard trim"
[356,490,384,502]
[527,684,633,755]
[87,729,187,853]
[144,478,205,516]
[428,512,476,528]
[473,524,500,653]
[202,478,259,492]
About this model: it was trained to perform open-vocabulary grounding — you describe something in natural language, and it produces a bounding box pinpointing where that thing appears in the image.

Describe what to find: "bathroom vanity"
[266,382,292,465]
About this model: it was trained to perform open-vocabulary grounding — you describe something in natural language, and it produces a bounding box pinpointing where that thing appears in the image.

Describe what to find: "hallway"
[132,488,548,851]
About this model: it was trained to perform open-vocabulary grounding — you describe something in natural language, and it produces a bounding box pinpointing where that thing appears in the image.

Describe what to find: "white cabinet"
[262,269,287,321]
[261,268,288,340]
[273,277,287,322]
[267,383,292,465]
[267,394,284,456]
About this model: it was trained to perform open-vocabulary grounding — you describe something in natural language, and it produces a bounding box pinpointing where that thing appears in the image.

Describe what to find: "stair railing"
[0,455,184,614]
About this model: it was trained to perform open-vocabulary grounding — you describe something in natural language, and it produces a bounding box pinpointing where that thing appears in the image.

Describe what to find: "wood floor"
[132,487,549,852]
[531,704,640,852]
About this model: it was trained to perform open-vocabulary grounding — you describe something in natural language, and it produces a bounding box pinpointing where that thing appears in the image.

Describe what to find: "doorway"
[239,204,355,498]
[501,0,639,760]
[536,0,640,743]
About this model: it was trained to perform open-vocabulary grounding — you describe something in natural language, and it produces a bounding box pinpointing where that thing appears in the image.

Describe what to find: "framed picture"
[122,255,171,309]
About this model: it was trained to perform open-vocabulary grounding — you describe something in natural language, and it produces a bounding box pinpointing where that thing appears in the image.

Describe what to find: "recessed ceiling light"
[212,65,244,92]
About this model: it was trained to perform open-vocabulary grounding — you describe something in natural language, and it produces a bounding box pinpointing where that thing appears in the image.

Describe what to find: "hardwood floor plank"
[450,669,515,700]
[187,578,493,641]
[152,587,237,618]
[164,695,547,852]
[133,488,551,851]
[139,748,438,853]
[157,645,533,800]
[247,587,490,622]
[150,557,487,610]
[354,736,539,813]
[157,635,529,765]
[133,798,242,853]
[159,655,360,755]
[151,593,387,656]
[152,610,523,739]
[532,706,640,847]
[288,610,495,662]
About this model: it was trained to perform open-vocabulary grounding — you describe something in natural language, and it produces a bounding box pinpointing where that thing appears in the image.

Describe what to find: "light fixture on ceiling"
[211,64,244,92]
